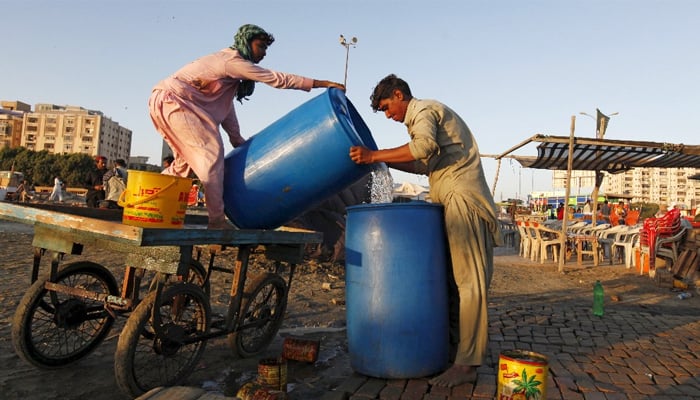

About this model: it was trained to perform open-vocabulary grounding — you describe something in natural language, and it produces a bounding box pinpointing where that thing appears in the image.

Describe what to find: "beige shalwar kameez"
[404,98,502,366]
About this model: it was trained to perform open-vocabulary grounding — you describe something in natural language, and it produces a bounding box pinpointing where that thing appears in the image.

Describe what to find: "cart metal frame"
[0,202,323,397]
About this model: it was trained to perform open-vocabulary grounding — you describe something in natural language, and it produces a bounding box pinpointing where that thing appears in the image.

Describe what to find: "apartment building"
[552,170,597,191]
[0,101,31,149]
[552,168,700,208]
[0,101,132,163]
[603,167,699,208]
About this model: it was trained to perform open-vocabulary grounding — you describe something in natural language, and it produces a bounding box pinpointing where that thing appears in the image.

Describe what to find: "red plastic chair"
[639,208,681,270]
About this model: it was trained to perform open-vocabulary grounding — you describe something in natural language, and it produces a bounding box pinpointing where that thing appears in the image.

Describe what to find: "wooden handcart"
[0,202,322,398]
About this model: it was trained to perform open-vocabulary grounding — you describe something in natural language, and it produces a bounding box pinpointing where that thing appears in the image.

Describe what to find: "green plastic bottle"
[593,280,604,317]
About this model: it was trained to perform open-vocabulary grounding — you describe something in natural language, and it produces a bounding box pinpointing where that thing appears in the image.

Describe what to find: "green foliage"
[636,202,658,220]
[61,153,96,187]
[0,147,95,187]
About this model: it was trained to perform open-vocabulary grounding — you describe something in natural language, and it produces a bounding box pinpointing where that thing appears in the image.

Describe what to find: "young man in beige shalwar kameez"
[349,74,502,388]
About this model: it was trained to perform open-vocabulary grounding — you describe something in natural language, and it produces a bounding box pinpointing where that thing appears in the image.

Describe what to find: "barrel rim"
[328,88,378,151]
[500,349,548,365]
[346,201,442,212]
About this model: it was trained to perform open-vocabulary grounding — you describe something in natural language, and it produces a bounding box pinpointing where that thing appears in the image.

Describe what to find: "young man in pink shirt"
[149,24,344,229]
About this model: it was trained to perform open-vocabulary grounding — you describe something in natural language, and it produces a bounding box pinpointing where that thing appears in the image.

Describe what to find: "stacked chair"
[638,208,683,271]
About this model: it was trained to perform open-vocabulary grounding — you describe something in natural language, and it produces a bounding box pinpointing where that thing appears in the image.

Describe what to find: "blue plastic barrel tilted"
[345,202,449,378]
[223,88,378,229]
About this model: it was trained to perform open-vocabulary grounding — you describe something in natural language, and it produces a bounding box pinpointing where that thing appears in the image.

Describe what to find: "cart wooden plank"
[0,202,322,247]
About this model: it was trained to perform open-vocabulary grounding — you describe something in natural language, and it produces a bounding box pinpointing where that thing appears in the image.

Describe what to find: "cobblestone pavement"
[318,296,699,400]
[316,249,700,400]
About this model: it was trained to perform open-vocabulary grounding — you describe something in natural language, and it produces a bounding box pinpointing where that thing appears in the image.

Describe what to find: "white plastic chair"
[612,227,641,269]
[532,222,564,264]
[516,220,531,259]
[524,221,541,262]
[596,225,631,264]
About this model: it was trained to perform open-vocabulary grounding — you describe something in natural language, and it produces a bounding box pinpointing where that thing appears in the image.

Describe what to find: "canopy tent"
[493,131,700,272]
[500,134,700,173]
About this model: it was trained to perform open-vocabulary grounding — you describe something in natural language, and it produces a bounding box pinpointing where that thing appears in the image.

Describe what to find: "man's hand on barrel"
[313,80,346,91]
[349,146,373,164]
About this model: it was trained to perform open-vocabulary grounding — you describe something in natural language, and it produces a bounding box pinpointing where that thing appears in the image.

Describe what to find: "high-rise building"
[552,167,700,209]
[603,167,699,208]
[7,102,132,162]
[552,170,597,192]
[0,101,31,149]
[22,104,132,161]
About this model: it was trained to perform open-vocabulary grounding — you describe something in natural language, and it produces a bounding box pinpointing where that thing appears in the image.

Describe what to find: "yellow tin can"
[497,350,548,400]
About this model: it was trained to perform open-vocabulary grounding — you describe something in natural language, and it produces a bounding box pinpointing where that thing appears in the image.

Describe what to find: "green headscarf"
[230,24,275,102]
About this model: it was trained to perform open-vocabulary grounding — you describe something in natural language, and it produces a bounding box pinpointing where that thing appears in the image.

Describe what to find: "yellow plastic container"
[497,350,548,400]
[118,170,192,228]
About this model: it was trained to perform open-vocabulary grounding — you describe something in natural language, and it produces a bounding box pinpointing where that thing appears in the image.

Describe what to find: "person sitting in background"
[14,180,27,202]
[615,200,627,225]
[85,156,107,207]
[582,200,592,214]
[102,159,128,209]
[162,155,174,171]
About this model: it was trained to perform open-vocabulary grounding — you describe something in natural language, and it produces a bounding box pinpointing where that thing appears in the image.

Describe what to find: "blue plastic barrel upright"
[223,88,378,229]
[345,202,449,379]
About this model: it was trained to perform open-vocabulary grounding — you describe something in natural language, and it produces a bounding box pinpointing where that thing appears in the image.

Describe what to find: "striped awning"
[503,135,700,173]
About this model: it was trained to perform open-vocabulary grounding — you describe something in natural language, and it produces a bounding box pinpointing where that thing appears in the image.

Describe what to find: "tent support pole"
[558,116,576,272]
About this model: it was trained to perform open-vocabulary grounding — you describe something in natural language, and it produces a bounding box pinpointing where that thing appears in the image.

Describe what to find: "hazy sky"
[3,0,698,201]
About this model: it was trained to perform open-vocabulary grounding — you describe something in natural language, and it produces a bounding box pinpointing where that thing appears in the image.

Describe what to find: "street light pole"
[339,35,357,88]
[579,109,619,226]
[579,109,619,139]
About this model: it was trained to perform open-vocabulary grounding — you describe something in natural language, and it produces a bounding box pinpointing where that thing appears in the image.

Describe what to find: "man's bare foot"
[428,364,477,388]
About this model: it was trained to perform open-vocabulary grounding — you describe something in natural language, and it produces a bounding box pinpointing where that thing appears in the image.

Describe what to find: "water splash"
[369,163,394,204]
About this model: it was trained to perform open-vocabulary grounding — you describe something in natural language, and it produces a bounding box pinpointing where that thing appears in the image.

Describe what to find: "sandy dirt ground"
[0,220,696,399]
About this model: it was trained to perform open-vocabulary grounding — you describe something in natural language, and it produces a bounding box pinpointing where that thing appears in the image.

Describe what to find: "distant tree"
[61,153,95,187]
[0,147,24,171]
[0,147,97,187]
[27,150,56,186]
[12,149,36,179]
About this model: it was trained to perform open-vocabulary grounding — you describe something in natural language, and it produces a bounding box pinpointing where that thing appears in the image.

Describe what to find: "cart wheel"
[12,261,119,368]
[114,283,210,398]
[147,260,210,296]
[179,260,210,295]
[228,273,288,358]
